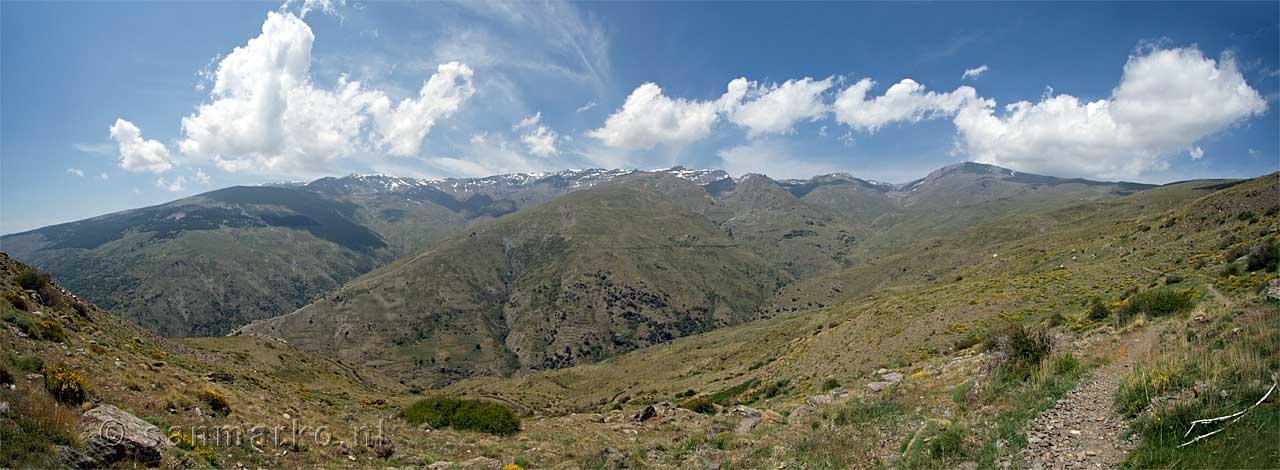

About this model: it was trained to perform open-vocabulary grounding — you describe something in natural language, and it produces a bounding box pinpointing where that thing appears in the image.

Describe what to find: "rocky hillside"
[0,168,730,337]
[237,174,789,386]
[3,172,1274,469]
[237,165,1172,387]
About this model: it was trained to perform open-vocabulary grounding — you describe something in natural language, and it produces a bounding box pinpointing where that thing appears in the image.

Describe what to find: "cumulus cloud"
[1188,147,1204,160]
[521,126,559,157]
[833,78,980,133]
[588,81,739,150]
[954,47,1266,179]
[512,112,559,157]
[591,76,839,148]
[108,118,175,173]
[176,11,474,175]
[962,65,989,80]
[194,168,212,185]
[727,76,835,137]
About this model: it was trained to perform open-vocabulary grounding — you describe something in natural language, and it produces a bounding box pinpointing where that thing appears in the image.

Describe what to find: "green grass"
[1116,289,1279,468]
[400,397,521,436]
[973,353,1094,469]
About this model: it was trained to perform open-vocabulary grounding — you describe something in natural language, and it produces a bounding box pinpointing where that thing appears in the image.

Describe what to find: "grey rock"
[73,405,171,468]
[866,381,894,392]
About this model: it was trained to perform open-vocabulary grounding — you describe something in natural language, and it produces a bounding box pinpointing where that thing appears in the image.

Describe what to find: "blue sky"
[2,1,1277,234]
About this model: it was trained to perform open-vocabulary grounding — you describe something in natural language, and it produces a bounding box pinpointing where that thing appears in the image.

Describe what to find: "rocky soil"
[1015,326,1163,469]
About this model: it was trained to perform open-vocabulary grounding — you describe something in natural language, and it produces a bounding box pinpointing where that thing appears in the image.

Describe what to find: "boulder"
[735,415,762,435]
[881,372,904,383]
[1266,279,1280,301]
[73,405,171,468]
[866,381,894,392]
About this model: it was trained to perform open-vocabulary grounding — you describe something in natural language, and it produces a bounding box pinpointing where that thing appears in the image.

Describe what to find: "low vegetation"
[400,397,521,436]
[42,364,88,404]
[1115,287,1278,467]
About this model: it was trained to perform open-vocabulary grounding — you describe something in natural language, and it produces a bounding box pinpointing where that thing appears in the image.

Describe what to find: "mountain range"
[3,162,1168,384]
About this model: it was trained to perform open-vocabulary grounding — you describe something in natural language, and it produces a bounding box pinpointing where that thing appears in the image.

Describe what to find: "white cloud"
[962,65,989,80]
[176,11,474,175]
[954,46,1266,180]
[108,118,175,173]
[367,61,476,157]
[66,168,84,177]
[833,78,980,133]
[521,126,559,157]
[194,168,212,185]
[728,76,834,137]
[155,176,187,192]
[513,112,542,129]
[576,101,598,113]
[513,112,558,157]
[99,172,110,181]
[587,82,737,150]
[1188,146,1204,160]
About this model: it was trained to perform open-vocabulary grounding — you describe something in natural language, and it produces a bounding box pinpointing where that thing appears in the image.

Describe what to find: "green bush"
[0,365,12,386]
[1087,298,1110,320]
[12,354,44,372]
[401,397,520,435]
[1050,354,1080,376]
[33,319,66,343]
[821,378,840,391]
[928,424,969,460]
[984,324,1052,380]
[1245,238,1279,273]
[16,269,49,290]
[4,291,28,310]
[1119,288,1196,325]
[679,398,715,415]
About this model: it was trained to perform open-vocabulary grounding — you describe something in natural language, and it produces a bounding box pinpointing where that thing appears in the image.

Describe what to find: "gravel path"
[1018,326,1163,469]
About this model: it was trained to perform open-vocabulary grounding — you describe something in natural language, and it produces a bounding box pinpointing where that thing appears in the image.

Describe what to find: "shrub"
[4,291,28,310]
[676,389,696,398]
[12,354,43,372]
[762,379,790,398]
[0,365,12,386]
[33,319,66,342]
[1164,274,1184,285]
[984,324,1052,380]
[16,269,49,290]
[1245,238,1279,273]
[821,378,841,391]
[679,398,716,415]
[36,285,64,310]
[928,424,969,460]
[43,365,88,404]
[1087,298,1110,320]
[195,388,231,415]
[1050,354,1080,376]
[952,333,981,351]
[1119,288,1196,324]
[401,397,520,435]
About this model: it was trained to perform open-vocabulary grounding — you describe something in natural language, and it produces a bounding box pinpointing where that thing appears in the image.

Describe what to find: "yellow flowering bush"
[43,365,87,403]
